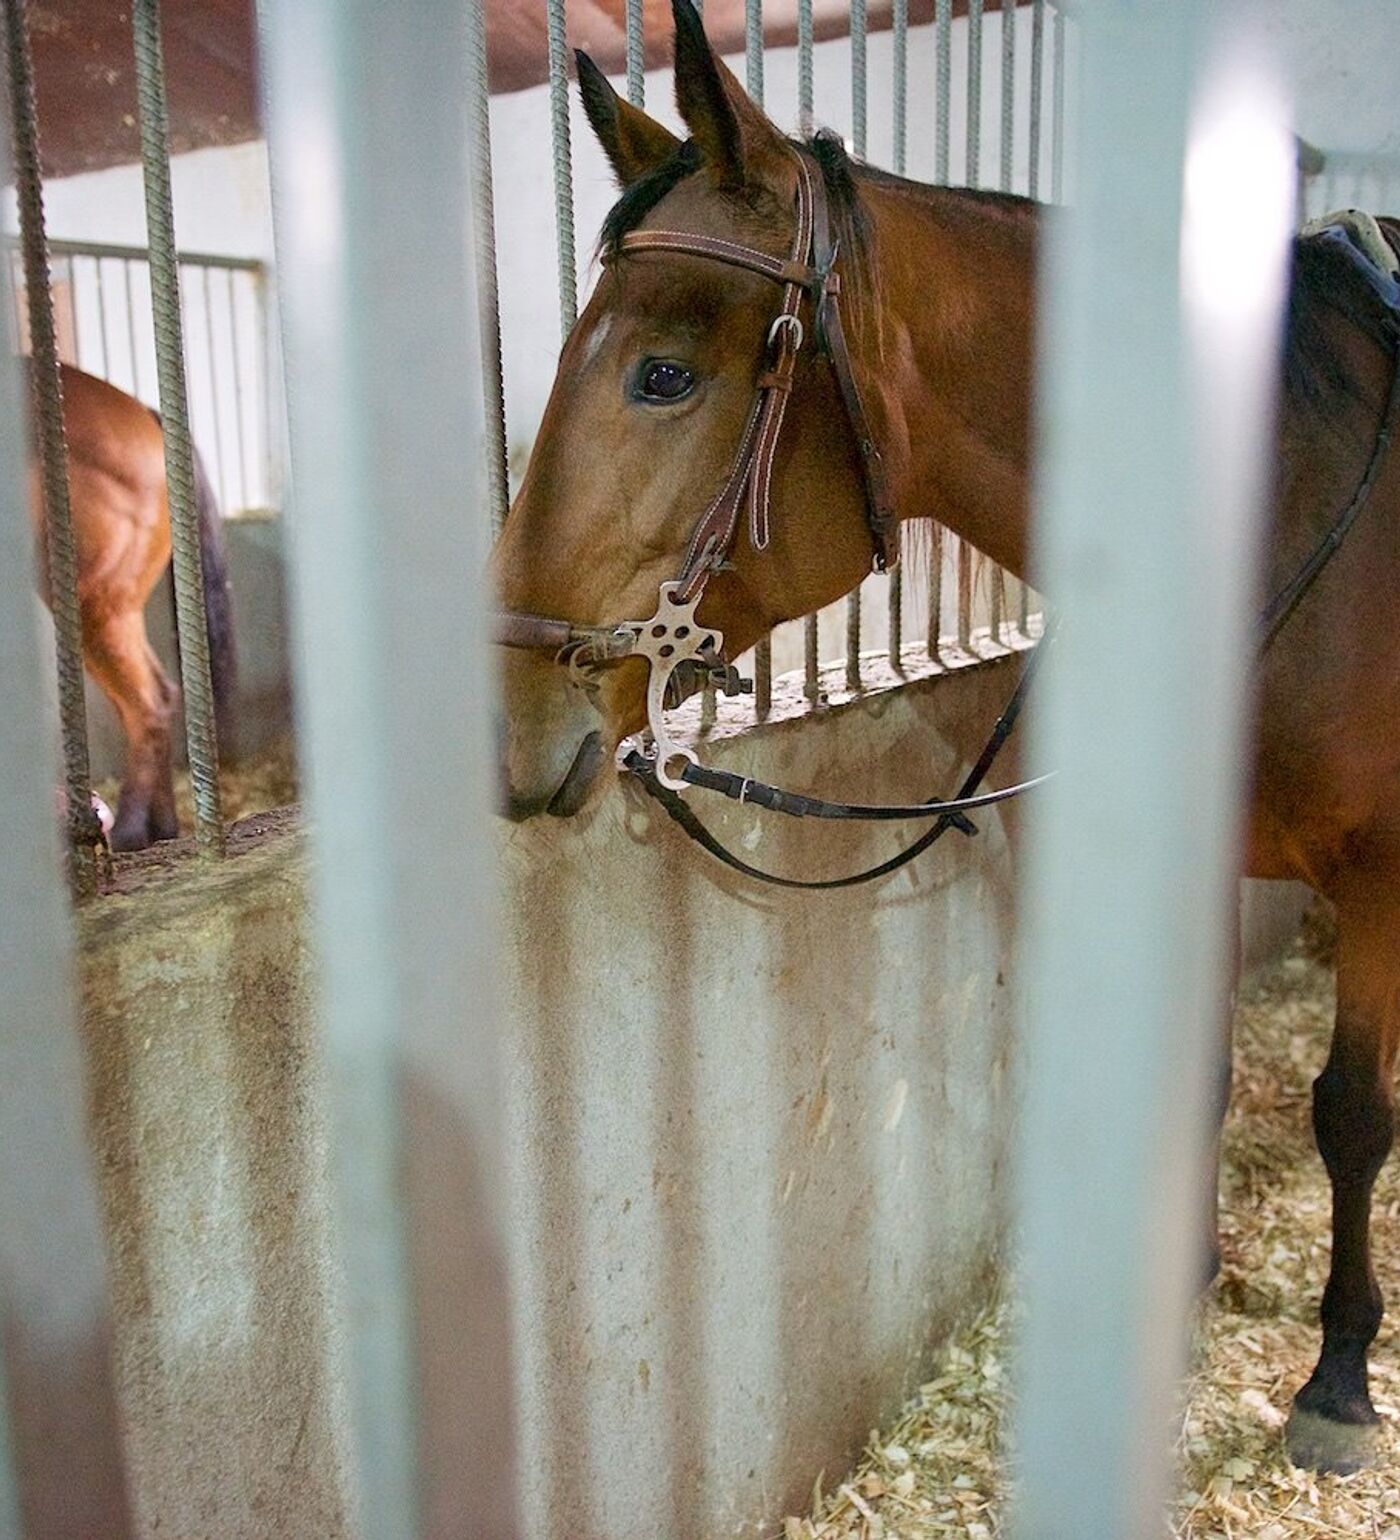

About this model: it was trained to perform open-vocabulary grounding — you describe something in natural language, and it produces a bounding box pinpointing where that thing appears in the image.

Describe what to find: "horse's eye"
[636,359,695,403]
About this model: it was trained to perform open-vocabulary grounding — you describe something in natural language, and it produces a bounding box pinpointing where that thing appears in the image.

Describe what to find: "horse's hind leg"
[84,612,179,851]
[1286,879,1399,1472]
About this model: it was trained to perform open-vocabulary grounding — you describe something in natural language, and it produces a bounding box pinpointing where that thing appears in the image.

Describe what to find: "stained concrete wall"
[76,657,1025,1540]
[72,653,1308,1539]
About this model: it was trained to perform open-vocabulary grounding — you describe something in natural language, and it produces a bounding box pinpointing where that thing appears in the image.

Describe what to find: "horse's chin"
[501,729,608,822]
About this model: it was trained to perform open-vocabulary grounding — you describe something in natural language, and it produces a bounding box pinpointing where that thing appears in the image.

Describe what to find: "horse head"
[494,0,889,820]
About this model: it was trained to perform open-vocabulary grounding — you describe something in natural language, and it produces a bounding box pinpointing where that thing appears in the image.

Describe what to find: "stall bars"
[528,0,1074,725]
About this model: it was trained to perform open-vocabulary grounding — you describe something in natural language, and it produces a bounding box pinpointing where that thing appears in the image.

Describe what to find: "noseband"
[494,145,899,788]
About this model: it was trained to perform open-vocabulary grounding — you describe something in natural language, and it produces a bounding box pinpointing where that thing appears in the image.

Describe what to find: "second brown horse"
[29,362,235,851]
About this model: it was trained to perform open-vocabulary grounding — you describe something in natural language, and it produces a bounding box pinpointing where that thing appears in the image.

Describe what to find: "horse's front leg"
[1286,884,1398,1472]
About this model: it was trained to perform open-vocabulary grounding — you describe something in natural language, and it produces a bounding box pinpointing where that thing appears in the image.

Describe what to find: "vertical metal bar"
[92,256,111,377]
[64,252,79,364]
[956,540,972,648]
[625,0,644,106]
[1011,6,1289,1534]
[3,0,99,890]
[997,0,1017,639]
[0,64,131,1538]
[226,269,251,511]
[850,0,867,158]
[467,0,510,529]
[966,0,983,187]
[1051,3,1066,203]
[958,0,987,651]
[804,615,819,704]
[1022,0,1043,699]
[886,0,908,667]
[123,256,142,396]
[259,0,520,1533]
[797,0,813,133]
[799,0,818,703]
[132,0,225,853]
[745,0,771,720]
[201,264,230,510]
[844,0,868,689]
[926,520,943,659]
[546,0,576,336]
[935,0,951,183]
[745,0,763,105]
[1001,0,1016,192]
[1029,0,1045,200]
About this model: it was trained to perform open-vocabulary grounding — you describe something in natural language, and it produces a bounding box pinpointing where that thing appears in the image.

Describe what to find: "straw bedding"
[783,903,1400,1539]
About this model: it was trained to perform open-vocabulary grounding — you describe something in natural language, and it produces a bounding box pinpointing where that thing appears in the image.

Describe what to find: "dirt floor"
[783,905,1400,1539]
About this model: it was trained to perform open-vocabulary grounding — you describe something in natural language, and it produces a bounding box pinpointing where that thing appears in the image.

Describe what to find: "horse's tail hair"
[191,442,238,754]
[153,409,239,757]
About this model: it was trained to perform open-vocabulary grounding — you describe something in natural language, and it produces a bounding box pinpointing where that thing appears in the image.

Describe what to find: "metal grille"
[519,3,1076,723]
[5,237,279,517]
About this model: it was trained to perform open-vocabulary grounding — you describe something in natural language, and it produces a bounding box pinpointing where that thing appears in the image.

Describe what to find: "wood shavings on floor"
[783,903,1400,1539]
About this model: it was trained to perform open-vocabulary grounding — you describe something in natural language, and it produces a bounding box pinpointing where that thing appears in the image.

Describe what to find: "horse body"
[29,362,234,851]
[496,0,1400,1473]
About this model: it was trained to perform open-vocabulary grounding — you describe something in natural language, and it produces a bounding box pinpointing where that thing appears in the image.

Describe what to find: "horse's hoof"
[1285,1402,1381,1473]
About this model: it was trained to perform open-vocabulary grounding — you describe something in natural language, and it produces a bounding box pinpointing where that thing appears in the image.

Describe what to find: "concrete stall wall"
[74,651,1309,1540]
[79,659,1026,1540]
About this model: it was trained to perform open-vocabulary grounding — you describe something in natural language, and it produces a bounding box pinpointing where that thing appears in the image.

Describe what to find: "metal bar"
[745,0,763,105]
[226,269,251,511]
[1000,0,1016,190]
[259,1,521,1533]
[202,265,230,511]
[999,0,1019,636]
[1010,6,1288,1533]
[886,0,908,668]
[65,253,80,365]
[926,519,943,659]
[966,0,983,187]
[1051,3,1066,203]
[892,0,908,173]
[3,0,99,891]
[745,0,771,718]
[625,0,644,106]
[0,42,130,1529]
[123,256,143,397]
[851,0,866,158]
[956,537,972,648]
[844,0,868,688]
[0,233,265,271]
[467,0,510,529]
[935,0,951,183]
[804,612,819,703]
[797,0,813,132]
[1029,0,1045,199]
[546,0,577,336]
[132,0,225,853]
[92,256,111,377]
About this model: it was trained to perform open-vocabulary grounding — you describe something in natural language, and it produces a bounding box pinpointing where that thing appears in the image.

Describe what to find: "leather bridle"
[493,145,901,789]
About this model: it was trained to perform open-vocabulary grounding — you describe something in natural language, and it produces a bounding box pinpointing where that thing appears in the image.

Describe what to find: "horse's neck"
[854,177,1040,581]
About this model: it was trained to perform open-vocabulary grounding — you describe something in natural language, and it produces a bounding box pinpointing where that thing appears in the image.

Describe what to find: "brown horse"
[29,362,235,851]
[494,1,1400,1474]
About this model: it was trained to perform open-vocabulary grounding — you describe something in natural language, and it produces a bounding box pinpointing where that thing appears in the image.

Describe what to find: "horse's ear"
[576,51,682,188]
[671,0,786,190]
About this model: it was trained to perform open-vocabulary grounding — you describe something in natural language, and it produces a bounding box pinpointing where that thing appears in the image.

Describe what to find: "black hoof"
[1285,1400,1380,1474]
